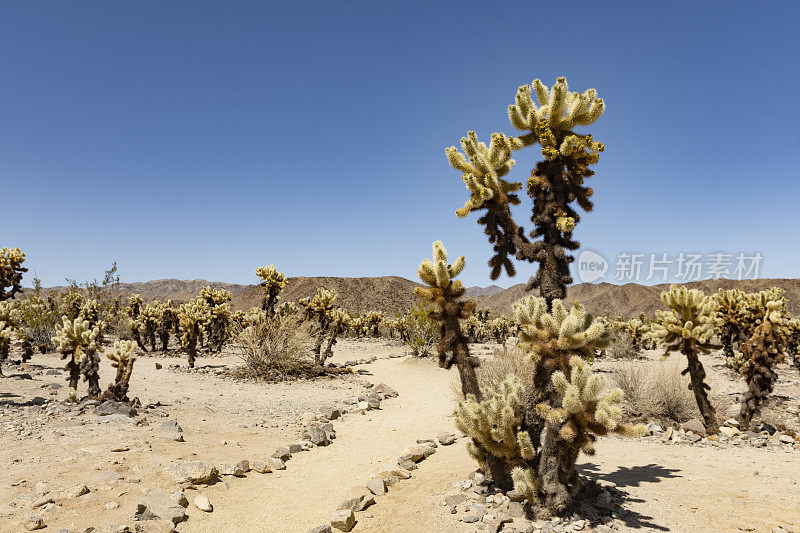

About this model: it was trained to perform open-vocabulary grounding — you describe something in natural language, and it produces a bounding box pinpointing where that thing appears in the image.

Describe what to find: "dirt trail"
[2,339,800,533]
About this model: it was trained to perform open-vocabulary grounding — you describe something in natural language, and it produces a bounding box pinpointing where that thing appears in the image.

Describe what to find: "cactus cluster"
[52,317,101,401]
[177,299,212,368]
[199,286,233,353]
[0,246,27,302]
[256,265,288,317]
[0,301,20,375]
[99,340,137,402]
[299,287,338,363]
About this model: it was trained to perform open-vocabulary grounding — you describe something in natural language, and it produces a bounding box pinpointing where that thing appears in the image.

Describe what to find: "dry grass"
[608,332,641,360]
[451,339,536,403]
[612,361,699,423]
[234,316,316,378]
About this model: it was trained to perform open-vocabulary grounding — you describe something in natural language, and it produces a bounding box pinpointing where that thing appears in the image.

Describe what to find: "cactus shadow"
[578,462,682,488]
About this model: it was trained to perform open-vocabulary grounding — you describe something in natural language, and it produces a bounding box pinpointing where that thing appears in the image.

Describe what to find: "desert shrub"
[404,299,439,357]
[613,362,697,423]
[15,280,60,355]
[473,340,535,406]
[235,315,314,377]
[608,332,639,359]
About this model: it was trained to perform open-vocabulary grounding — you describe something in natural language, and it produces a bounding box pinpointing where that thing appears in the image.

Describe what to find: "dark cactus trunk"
[682,347,719,433]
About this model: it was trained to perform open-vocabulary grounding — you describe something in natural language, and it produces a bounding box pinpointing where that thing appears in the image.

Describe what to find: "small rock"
[719,426,740,438]
[193,495,213,512]
[308,526,332,533]
[324,408,341,420]
[779,434,795,444]
[269,457,286,470]
[24,515,45,530]
[65,484,89,499]
[438,433,456,446]
[272,447,292,461]
[105,502,120,510]
[365,477,386,495]
[166,461,217,484]
[96,401,136,417]
[252,459,271,473]
[330,509,355,532]
[135,488,186,524]
[680,419,706,436]
[110,445,130,452]
[160,421,182,433]
[288,443,304,453]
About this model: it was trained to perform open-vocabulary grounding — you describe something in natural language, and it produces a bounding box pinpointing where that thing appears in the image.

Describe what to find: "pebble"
[193,495,213,512]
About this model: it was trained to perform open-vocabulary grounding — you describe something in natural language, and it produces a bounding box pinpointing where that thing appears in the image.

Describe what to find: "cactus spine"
[256,265,288,317]
[649,286,721,433]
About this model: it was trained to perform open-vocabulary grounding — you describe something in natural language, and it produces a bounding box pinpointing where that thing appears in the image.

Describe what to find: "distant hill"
[30,277,800,317]
[464,285,505,299]
[232,276,422,313]
[476,279,800,317]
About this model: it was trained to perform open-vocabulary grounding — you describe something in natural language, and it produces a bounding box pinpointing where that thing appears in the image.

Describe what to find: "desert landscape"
[3,3,799,532]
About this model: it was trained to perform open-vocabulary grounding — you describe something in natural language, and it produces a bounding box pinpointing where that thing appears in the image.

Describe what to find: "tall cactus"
[177,299,211,368]
[158,301,177,351]
[0,247,27,302]
[199,286,233,353]
[256,265,288,317]
[649,286,721,433]
[299,287,337,360]
[52,317,101,401]
[446,77,605,307]
[0,301,20,376]
[321,308,350,364]
[735,301,789,426]
[414,241,480,397]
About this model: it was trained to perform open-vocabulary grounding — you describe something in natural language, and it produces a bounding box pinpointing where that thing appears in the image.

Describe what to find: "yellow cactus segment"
[454,377,533,463]
[649,285,720,351]
[107,339,137,367]
[511,466,542,505]
[256,265,287,291]
[415,241,467,299]
[446,131,523,217]
[52,317,100,361]
[507,77,605,133]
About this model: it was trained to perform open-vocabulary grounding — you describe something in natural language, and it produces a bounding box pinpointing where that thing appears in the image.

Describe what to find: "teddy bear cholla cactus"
[199,286,233,353]
[0,246,27,301]
[649,285,721,433]
[99,340,137,402]
[299,288,337,359]
[734,300,789,427]
[52,317,101,401]
[446,77,605,305]
[177,299,211,368]
[320,308,350,364]
[256,265,288,317]
[414,241,480,396]
[455,294,636,515]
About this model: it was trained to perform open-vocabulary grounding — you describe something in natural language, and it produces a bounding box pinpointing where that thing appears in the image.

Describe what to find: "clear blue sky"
[2,1,799,288]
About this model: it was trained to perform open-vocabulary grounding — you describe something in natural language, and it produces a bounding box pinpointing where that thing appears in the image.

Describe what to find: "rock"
[110,445,130,452]
[758,423,777,435]
[398,459,417,471]
[338,487,374,512]
[305,425,330,446]
[357,400,371,412]
[416,438,437,448]
[723,418,740,428]
[32,496,54,508]
[506,489,525,502]
[366,398,381,410]
[155,363,162,370]
[135,488,187,524]
[308,526,332,533]
[23,515,45,530]
[269,457,286,470]
[365,477,386,495]
[161,432,184,442]
[398,446,425,462]
[288,443,304,453]
[170,491,188,507]
[160,421,182,433]
[272,447,292,461]
[193,495,213,512]
[330,509,355,532]
[105,502,120,510]
[301,412,317,425]
[779,434,795,444]
[719,426,740,438]
[252,459,271,473]
[166,461,218,484]
[96,401,136,417]
[133,521,175,533]
[438,433,456,445]
[645,422,663,435]
[445,493,467,507]
[373,383,398,397]
[687,432,702,444]
[662,427,674,442]
[64,484,89,499]
[680,419,706,436]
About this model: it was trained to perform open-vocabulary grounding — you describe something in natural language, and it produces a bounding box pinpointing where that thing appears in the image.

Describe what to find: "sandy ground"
[1,339,799,533]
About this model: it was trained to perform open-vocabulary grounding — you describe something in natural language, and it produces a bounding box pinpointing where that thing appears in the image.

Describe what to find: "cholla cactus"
[649,286,721,433]
[0,247,27,301]
[611,317,648,351]
[489,315,514,343]
[736,301,789,427]
[364,310,385,337]
[0,301,20,376]
[100,340,137,402]
[714,288,748,359]
[128,294,145,349]
[455,377,535,465]
[514,296,611,369]
[276,301,298,318]
[256,265,288,316]
[321,308,350,364]
[414,241,480,395]
[158,301,177,351]
[52,317,101,401]
[464,315,486,342]
[446,77,605,305]
[299,288,337,357]
[177,299,211,368]
[199,286,233,353]
[137,303,162,352]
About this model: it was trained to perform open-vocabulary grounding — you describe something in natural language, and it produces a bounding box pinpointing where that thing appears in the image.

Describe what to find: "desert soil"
[1,339,799,533]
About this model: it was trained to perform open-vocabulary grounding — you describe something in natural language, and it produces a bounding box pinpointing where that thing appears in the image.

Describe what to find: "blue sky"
[2,1,799,288]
